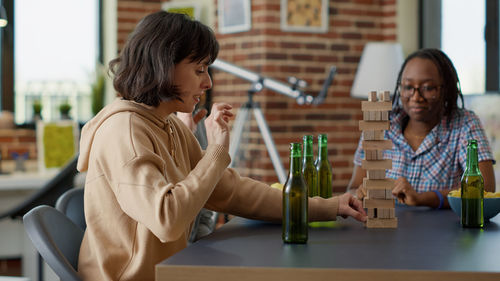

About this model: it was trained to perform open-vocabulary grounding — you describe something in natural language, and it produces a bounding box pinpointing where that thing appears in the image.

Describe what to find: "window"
[442,0,485,95]
[14,0,100,124]
[421,0,499,95]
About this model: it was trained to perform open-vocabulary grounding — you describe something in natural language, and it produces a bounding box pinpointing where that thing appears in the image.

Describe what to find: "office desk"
[157,206,500,281]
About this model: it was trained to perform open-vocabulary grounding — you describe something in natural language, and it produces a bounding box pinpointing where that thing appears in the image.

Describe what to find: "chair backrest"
[0,155,79,221]
[56,188,86,231]
[23,205,84,281]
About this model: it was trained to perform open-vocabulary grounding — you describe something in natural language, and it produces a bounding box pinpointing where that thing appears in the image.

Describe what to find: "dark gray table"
[156,206,500,281]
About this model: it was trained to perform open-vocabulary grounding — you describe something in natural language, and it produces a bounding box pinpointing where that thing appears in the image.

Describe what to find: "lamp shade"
[351,42,404,99]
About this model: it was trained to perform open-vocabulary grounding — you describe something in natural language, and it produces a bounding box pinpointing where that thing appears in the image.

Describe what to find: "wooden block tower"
[359,91,397,228]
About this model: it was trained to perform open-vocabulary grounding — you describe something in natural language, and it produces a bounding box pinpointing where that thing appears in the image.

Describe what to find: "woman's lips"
[409,106,426,113]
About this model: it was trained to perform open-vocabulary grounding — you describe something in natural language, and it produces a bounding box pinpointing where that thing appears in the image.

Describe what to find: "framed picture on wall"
[162,1,201,20]
[218,0,251,34]
[280,0,329,33]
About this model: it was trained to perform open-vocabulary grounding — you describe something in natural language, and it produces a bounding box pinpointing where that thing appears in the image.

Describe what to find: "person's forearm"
[417,190,451,209]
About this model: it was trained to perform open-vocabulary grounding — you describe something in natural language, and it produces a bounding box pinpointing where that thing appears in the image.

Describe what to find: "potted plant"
[59,101,72,120]
[32,99,43,122]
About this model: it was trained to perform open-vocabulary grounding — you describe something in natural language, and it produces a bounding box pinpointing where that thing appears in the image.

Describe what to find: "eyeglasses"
[398,84,441,100]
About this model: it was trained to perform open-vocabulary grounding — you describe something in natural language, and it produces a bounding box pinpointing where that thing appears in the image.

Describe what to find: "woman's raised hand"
[204,103,233,149]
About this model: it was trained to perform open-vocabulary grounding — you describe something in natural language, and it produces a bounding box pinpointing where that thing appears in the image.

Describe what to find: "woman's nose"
[202,72,212,90]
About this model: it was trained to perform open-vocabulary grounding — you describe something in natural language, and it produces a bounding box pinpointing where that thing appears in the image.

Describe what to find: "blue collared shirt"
[354,107,495,192]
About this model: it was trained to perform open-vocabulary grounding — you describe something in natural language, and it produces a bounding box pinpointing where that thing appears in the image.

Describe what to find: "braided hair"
[392,48,464,124]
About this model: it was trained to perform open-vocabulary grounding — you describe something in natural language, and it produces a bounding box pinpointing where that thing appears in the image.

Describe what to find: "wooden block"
[378,91,391,102]
[363,198,395,208]
[366,217,398,228]
[377,208,395,218]
[361,101,392,112]
[367,169,385,179]
[373,130,385,140]
[363,111,370,120]
[359,121,389,131]
[381,111,389,121]
[368,111,381,121]
[382,91,391,101]
[363,178,395,190]
[365,149,375,160]
[363,131,374,140]
[369,91,378,101]
[367,189,386,199]
[377,150,384,158]
[363,131,385,141]
[385,189,393,199]
[361,159,392,170]
[367,208,376,219]
[362,140,393,150]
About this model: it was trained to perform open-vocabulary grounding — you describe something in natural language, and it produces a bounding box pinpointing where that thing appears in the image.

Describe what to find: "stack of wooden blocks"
[359,91,397,228]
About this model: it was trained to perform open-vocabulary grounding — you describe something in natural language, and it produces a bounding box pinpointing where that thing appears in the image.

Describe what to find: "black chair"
[56,188,86,231]
[0,155,79,221]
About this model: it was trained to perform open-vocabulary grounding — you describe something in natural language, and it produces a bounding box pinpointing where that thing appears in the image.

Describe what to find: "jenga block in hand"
[361,159,392,170]
[363,178,395,190]
[366,217,398,228]
[363,198,395,208]
[362,140,393,150]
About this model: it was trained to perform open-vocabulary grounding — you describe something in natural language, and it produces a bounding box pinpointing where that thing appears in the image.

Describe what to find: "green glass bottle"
[316,134,332,199]
[282,142,308,244]
[302,135,318,198]
[461,139,484,228]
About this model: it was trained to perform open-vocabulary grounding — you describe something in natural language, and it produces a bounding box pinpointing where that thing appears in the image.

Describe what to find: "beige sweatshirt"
[77,99,338,281]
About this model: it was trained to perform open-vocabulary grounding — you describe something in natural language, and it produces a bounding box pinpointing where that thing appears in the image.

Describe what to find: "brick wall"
[115,0,397,192]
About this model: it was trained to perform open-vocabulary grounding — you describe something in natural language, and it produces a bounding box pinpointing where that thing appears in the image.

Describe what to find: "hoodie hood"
[77,99,170,172]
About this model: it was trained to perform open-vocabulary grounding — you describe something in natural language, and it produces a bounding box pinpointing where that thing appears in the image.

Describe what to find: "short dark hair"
[392,48,464,123]
[109,11,219,107]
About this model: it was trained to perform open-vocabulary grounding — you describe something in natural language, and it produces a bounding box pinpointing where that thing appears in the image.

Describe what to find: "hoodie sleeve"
[94,113,231,242]
[204,168,339,222]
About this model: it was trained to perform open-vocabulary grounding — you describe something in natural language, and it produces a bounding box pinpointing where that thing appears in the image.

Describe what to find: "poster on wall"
[280,0,328,33]
[218,0,251,34]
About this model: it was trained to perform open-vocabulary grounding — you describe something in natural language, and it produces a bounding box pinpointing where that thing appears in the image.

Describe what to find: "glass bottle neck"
[303,144,314,163]
[290,155,302,175]
[317,145,327,160]
[466,145,480,174]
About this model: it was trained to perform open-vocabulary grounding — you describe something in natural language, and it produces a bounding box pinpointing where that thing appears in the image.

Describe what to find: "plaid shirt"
[354,108,495,192]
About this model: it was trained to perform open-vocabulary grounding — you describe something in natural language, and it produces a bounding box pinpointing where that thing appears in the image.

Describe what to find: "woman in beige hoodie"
[77,11,366,281]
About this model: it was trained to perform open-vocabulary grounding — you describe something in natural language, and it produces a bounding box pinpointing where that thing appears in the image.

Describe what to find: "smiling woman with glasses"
[348,48,495,210]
